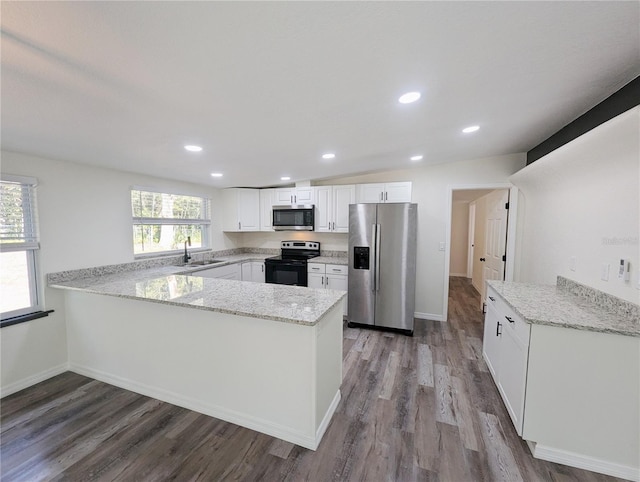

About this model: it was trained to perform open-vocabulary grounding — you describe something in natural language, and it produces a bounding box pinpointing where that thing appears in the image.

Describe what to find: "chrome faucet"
[183,236,191,264]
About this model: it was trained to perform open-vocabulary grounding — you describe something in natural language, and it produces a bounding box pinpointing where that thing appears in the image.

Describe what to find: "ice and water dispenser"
[353,246,370,270]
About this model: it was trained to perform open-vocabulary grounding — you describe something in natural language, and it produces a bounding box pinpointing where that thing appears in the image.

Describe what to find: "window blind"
[131,189,210,225]
[0,176,39,252]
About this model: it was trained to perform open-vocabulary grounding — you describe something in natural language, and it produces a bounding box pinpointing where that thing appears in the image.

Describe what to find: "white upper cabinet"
[222,188,260,232]
[314,185,355,233]
[356,182,412,203]
[274,187,315,205]
[260,189,275,231]
[314,186,332,232]
[332,185,355,232]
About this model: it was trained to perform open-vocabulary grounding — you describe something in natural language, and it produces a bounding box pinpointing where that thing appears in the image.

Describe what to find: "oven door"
[265,260,308,286]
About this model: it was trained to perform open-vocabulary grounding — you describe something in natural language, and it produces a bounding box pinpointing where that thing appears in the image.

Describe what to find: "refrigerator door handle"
[375,223,381,291]
[371,224,377,291]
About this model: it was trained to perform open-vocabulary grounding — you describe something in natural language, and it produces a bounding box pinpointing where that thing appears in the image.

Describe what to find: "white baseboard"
[69,363,334,451]
[531,442,639,481]
[0,362,69,398]
[315,390,341,449]
[414,312,446,322]
[449,273,468,278]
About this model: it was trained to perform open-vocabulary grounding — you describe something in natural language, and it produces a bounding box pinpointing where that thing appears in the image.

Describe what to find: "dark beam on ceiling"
[527,76,640,165]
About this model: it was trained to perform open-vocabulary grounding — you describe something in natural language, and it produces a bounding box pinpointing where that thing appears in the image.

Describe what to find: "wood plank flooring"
[0,277,625,481]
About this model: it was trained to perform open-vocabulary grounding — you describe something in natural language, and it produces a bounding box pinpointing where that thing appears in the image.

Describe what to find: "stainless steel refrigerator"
[347,203,417,335]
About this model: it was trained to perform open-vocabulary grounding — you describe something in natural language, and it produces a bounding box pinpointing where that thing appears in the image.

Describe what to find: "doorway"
[443,184,518,321]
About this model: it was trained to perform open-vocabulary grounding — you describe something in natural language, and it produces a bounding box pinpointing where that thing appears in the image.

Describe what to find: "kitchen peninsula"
[48,256,346,450]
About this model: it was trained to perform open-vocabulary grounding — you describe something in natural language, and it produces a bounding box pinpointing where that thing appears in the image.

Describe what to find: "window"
[131,188,210,256]
[1,175,41,320]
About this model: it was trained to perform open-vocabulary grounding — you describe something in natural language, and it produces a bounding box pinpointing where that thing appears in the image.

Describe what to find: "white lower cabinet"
[483,284,640,478]
[195,263,241,280]
[307,263,348,316]
[482,285,530,435]
[241,261,265,283]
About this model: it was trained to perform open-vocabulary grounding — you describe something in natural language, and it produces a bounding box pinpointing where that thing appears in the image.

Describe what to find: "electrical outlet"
[601,263,610,281]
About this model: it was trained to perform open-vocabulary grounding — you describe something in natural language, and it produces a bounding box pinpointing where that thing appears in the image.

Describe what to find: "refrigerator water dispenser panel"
[353,247,370,270]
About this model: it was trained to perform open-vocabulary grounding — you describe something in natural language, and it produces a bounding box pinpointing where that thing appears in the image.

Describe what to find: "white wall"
[510,107,639,304]
[313,153,527,319]
[450,201,469,277]
[1,151,234,395]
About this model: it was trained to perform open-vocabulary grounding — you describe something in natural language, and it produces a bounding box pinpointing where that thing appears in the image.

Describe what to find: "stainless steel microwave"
[272,205,314,231]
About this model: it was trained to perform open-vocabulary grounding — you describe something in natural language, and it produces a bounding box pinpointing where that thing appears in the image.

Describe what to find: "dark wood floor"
[1,277,624,481]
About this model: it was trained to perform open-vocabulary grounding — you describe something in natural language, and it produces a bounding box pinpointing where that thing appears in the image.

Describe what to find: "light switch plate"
[601,263,610,281]
[569,256,576,271]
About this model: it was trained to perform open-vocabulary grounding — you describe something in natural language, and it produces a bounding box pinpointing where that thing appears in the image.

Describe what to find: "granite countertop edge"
[49,280,346,326]
[48,254,348,326]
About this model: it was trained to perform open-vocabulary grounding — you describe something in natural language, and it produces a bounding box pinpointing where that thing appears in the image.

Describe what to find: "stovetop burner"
[268,240,321,261]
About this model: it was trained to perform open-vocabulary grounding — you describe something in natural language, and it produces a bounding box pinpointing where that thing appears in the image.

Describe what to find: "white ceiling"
[2,1,639,188]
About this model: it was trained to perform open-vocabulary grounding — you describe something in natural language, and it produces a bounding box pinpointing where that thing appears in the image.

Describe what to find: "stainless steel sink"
[189,260,224,266]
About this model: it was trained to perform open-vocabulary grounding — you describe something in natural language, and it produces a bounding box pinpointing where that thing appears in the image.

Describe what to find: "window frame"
[131,187,211,258]
[1,174,43,321]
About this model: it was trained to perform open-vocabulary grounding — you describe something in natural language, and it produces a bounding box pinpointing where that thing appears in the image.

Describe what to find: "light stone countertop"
[309,256,348,265]
[487,280,639,337]
[49,259,346,326]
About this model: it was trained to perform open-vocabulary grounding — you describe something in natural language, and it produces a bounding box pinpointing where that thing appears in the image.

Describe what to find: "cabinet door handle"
[326,277,329,287]
[496,321,502,336]
[261,265,264,272]
[385,191,388,201]
[238,222,241,230]
[332,222,335,231]
[489,296,495,301]
[380,192,383,201]
[505,316,514,324]
[480,257,486,262]
[332,268,341,272]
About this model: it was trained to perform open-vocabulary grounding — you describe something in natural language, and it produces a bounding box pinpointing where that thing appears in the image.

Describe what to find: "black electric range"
[264,241,320,287]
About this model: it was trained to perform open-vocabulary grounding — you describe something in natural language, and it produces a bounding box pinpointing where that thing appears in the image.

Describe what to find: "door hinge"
[502,254,506,262]
[505,202,510,210]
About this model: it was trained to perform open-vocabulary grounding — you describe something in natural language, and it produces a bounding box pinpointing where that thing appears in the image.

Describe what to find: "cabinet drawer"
[501,305,530,346]
[307,263,326,273]
[325,264,347,275]
[486,286,500,311]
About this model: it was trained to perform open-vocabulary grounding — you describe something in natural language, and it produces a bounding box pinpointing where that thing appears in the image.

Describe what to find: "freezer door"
[374,203,417,332]
[348,204,377,326]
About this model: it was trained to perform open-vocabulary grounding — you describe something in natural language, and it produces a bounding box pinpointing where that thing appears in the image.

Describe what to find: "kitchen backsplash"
[46,247,347,284]
[557,276,639,319]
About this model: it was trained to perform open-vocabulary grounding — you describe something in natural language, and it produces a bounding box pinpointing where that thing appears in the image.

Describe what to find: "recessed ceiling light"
[210,172,223,177]
[281,176,291,181]
[462,125,480,133]
[398,92,421,104]
[322,153,336,160]
[184,145,203,152]
[410,155,423,161]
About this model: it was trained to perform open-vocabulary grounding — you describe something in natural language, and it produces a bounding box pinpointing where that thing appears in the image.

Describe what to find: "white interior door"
[481,190,509,305]
[467,202,476,278]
